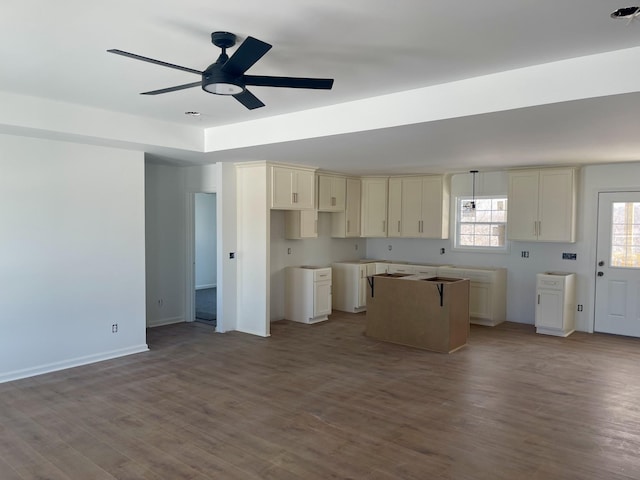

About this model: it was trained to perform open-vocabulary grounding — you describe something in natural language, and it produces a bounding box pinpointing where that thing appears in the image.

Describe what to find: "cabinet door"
[284,210,318,239]
[387,178,403,237]
[361,178,388,237]
[345,178,361,237]
[420,176,447,238]
[401,177,423,237]
[536,289,563,330]
[357,265,368,308]
[272,166,294,208]
[314,280,332,317]
[293,170,316,209]
[318,175,346,212]
[469,282,491,320]
[538,169,575,242]
[507,170,539,241]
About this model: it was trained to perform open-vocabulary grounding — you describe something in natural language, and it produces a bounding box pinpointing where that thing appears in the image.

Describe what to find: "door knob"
[597,271,604,277]
[598,261,605,266]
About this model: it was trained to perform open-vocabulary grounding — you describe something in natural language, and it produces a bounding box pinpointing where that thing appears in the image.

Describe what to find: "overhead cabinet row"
[360,176,450,239]
[272,164,577,243]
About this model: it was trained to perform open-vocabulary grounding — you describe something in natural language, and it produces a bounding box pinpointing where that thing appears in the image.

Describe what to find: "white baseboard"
[0,344,149,384]
[147,316,184,328]
[195,284,216,290]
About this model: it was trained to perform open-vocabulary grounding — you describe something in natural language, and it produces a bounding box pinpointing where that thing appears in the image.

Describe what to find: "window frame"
[453,195,510,253]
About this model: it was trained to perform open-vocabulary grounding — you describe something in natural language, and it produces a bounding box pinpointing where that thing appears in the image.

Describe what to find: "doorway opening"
[194,193,218,327]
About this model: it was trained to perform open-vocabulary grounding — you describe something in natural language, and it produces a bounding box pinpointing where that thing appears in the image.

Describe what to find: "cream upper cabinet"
[285,210,318,239]
[271,165,316,210]
[331,177,361,238]
[361,177,388,237]
[390,175,449,239]
[508,168,576,242]
[317,174,346,212]
[387,177,403,238]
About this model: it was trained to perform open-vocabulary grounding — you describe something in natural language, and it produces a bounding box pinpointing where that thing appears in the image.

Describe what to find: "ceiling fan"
[108,31,334,110]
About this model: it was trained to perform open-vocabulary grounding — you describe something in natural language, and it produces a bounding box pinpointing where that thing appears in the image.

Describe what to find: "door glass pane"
[611,202,640,268]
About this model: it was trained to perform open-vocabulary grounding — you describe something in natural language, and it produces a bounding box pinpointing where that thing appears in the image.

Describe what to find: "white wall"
[195,193,217,289]
[236,163,270,336]
[145,163,187,327]
[146,162,237,333]
[270,211,366,321]
[0,134,148,383]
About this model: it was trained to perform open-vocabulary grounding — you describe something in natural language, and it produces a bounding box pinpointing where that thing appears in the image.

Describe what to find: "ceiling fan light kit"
[108,31,334,110]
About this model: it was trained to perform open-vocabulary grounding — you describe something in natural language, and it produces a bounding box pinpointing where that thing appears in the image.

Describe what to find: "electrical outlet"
[111,323,118,333]
[229,252,235,259]
[577,304,583,312]
[388,245,392,251]
[521,251,529,258]
[287,247,292,254]
[440,247,446,255]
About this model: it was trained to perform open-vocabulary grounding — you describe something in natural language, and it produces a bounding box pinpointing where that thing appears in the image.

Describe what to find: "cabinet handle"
[537,294,540,305]
[331,196,336,206]
[315,220,318,234]
[397,220,401,232]
[347,219,350,232]
[538,221,541,237]
[292,192,298,204]
[533,221,537,236]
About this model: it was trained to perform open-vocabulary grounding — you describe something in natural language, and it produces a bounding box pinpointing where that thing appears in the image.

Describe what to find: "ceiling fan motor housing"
[202,65,245,95]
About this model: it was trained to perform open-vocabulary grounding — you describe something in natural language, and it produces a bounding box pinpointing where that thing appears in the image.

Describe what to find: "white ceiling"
[3,0,640,174]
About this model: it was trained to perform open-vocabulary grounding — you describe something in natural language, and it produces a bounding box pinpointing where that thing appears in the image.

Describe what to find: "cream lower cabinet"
[332,261,384,313]
[331,178,361,238]
[437,266,507,326]
[507,167,577,242]
[285,267,332,324]
[535,272,576,337]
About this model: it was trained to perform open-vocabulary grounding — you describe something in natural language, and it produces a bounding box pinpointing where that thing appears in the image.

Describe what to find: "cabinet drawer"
[412,266,438,276]
[464,271,492,283]
[314,269,332,281]
[537,276,564,290]
[438,267,462,278]
[387,264,412,274]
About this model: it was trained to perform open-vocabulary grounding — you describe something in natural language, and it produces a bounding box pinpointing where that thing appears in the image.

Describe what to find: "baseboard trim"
[195,284,216,290]
[0,344,149,384]
[147,316,184,328]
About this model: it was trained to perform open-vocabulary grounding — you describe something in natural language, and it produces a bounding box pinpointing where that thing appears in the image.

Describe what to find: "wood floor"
[2,312,640,479]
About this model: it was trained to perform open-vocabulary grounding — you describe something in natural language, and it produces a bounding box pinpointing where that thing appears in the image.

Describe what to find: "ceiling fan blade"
[233,89,265,110]
[141,82,202,95]
[221,36,272,76]
[244,75,334,90]
[107,49,202,75]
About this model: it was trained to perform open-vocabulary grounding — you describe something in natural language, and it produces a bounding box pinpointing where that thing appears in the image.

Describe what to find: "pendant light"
[464,170,479,211]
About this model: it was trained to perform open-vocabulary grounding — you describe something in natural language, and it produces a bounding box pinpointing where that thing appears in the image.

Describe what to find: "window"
[455,196,508,250]
[611,202,640,268]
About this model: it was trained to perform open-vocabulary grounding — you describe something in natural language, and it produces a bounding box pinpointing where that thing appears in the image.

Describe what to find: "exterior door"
[595,192,640,336]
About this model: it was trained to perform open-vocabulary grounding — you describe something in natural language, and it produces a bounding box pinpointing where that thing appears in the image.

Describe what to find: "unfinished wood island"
[366,274,470,353]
